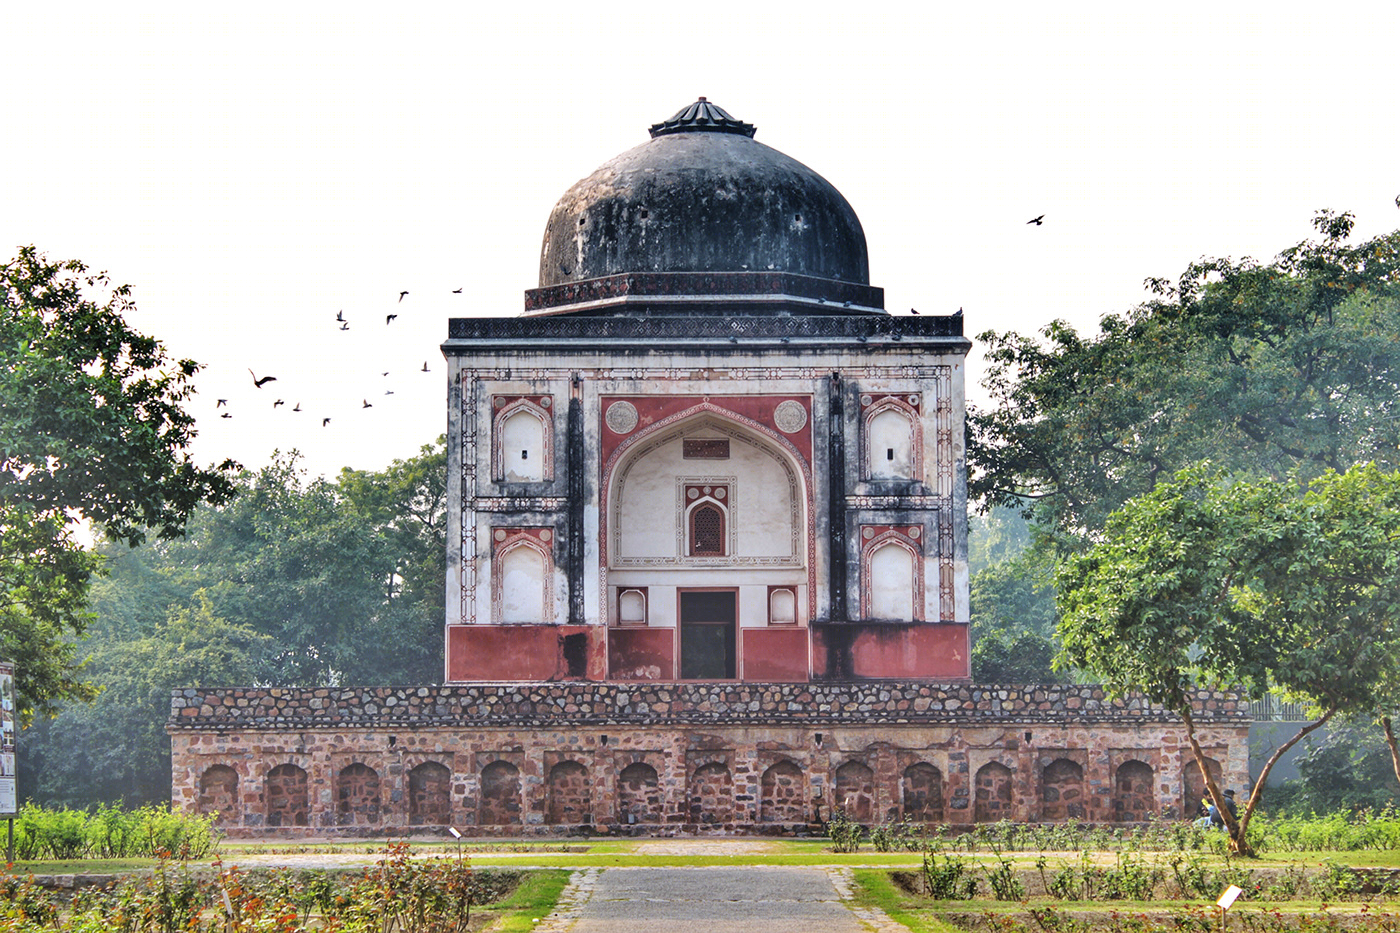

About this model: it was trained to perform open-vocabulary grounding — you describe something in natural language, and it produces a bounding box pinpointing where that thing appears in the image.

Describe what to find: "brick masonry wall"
[168,683,1250,837]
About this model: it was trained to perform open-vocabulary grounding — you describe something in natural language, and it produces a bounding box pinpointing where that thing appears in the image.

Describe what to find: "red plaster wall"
[448,625,595,681]
[608,629,674,680]
[812,624,969,680]
[741,628,810,681]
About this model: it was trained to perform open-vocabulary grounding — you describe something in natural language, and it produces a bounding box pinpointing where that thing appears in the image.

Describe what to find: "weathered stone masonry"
[169,683,1249,836]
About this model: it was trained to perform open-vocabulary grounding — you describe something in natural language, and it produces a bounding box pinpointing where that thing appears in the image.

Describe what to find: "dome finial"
[649,98,756,139]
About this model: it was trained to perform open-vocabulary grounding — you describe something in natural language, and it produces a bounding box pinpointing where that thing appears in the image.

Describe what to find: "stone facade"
[169,683,1249,836]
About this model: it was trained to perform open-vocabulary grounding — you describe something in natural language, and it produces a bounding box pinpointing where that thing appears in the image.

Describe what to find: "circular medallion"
[773,400,808,434]
[909,527,921,539]
[605,400,639,434]
[862,527,875,540]
[714,488,726,500]
[860,394,873,407]
[493,397,506,408]
[687,488,699,499]
[908,394,921,406]
[493,529,507,542]
[539,529,553,542]
[540,397,552,408]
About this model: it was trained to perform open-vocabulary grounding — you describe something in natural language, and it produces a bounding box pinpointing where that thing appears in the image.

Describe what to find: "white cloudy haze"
[4,2,1396,479]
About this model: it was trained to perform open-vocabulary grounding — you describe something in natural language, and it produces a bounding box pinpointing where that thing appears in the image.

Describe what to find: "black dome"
[536,100,870,293]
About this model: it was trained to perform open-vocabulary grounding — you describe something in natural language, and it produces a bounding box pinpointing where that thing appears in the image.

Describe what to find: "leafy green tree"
[1267,723,1400,815]
[20,593,271,806]
[19,441,447,806]
[971,213,1400,541]
[1,246,236,721]
[1057,462,1400,855]
[970,629,1063,683]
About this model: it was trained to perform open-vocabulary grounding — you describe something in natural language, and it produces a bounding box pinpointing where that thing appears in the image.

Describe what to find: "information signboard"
[0,661,15,817]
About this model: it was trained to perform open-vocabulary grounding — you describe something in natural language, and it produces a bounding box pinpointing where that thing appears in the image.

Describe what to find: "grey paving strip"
[534,867,600,933]
[534,866,909,933]
[827,867,912,933]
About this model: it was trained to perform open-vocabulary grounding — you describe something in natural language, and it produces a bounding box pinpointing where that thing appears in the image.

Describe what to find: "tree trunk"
[1180,703,1335,857]
[1382,717,1400,787]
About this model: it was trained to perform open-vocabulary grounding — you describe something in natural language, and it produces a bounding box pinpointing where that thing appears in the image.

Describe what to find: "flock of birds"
[214,289,454,430]
[215,214,1051,428]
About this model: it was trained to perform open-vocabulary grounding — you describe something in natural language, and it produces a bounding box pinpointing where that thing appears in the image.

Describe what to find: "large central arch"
[600,403,815,647]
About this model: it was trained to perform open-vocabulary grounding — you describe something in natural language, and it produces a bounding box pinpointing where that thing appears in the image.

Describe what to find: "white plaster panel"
[870,542,916,621]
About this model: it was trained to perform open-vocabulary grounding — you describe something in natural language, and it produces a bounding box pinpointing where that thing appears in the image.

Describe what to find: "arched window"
[690,503,725,556]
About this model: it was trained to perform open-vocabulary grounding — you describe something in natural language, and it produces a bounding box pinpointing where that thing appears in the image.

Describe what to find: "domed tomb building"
[168,101,1250,834]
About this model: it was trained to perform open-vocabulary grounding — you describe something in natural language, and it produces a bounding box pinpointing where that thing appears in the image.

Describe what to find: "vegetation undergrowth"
[0,844,542,932]
[12,803,221,861]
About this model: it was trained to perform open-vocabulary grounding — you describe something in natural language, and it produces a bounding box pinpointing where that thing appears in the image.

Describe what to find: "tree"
[20,593,271,806]
[0,246,236,721]
[1057,463,1400,855]
[971,213,1400,541]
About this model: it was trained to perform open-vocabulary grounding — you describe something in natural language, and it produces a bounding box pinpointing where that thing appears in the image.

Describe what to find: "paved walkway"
[536,866,907,933]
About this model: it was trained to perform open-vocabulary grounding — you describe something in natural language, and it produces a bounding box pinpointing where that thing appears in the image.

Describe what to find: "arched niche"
[867,541,917,621]
[409,762,452,825]
[337,763,381,826]
[974,761,1013,823]
[493,398,553,483]
[618,762,661,823]
[760,760,806,823]
[1114,760,1155,822]
[902,763,944,823]
[266,763,309,828]
[495,539,551,623]
[866,404,918,479]
[1041,758,1085,821]
[480,760,523,825]
[835,760,875,822]
[198,765,240,826]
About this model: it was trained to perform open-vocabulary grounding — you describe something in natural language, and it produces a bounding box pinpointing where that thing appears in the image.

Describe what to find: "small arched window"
[690,504,725,556]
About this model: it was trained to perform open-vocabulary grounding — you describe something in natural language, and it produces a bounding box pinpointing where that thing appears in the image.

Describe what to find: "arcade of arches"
[171,718,1247,835]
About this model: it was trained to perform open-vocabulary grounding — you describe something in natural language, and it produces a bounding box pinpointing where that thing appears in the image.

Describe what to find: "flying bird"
[336,310,345,322]
[1027,214,1045,226]
[362,399,373,408]
[452,287,463,294]
[293,403,302,412]
[273,399,285,408]
[386,314,398,324]
[382,371,390,377]
[249,369,276,388]
[220,412,232,419]
[398,291,408,302]
[216,399,228,408]
[421,362,430,372]
[322,417,331,427]
[910,308,920,315]
[385,390,395,396]
[340,322,349,331]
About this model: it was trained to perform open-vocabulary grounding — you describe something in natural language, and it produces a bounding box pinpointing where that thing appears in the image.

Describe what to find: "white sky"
[4,3,1396,480]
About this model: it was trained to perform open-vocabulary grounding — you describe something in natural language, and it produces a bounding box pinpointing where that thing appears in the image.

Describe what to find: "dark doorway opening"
[679,590,736,679]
